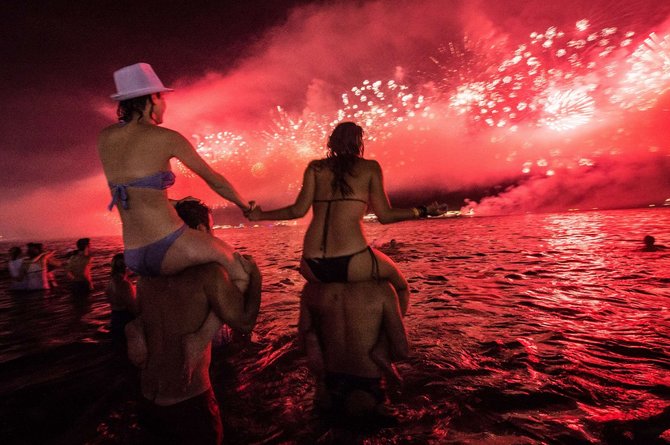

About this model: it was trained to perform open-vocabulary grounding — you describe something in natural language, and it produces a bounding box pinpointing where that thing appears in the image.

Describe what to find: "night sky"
[2,0,670,240]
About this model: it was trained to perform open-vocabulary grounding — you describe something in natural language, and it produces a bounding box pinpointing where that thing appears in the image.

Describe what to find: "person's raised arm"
[204,258,262,333]
[121,280,139,315]
[368,160,447,224]
[247,162,316,221]
[381,285,410,360]
[170,132,250,212]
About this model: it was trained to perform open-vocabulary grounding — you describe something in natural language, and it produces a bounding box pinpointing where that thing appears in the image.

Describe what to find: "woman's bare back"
[303,158,378,258]
[98,122,189,247]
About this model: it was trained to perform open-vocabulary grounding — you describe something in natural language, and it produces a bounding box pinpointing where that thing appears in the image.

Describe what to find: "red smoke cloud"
[3,0,670,240]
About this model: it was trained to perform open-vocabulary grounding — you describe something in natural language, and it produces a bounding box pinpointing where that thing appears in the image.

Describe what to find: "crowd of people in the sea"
[4,62,668,444]
[7,238,92,293]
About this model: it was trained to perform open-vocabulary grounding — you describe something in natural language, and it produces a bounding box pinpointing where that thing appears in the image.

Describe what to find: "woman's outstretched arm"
[171,132,250,211]
[248,163,316,221]
[368,160,447,224]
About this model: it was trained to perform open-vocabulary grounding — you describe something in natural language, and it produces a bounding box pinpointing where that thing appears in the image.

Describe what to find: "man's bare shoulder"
[303,281,396,306]
[138,263,225,290]
[176,262,229,282]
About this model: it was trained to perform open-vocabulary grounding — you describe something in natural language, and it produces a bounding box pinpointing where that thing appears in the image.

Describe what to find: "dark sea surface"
[1,208,669,444]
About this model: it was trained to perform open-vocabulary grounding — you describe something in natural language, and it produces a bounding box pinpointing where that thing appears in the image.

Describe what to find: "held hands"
[240,201,257,217]
[246,205,263,221]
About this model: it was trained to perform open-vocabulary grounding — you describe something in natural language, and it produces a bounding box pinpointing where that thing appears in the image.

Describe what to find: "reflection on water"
[1,209,669,444]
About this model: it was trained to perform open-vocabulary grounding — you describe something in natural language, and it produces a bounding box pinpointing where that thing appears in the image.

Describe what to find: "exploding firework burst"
[435,20,650,131]
[261,106,330,160]
[172,13,670,201]
[539,88,596,131]
[610,32,670,110]
[336,79,432,141]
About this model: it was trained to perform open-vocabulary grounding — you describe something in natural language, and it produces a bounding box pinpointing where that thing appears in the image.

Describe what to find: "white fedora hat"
[111,62,174,101]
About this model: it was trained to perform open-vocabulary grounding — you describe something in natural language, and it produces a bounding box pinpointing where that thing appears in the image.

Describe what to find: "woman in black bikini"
[248,122,445,385]
[248,121,446,314]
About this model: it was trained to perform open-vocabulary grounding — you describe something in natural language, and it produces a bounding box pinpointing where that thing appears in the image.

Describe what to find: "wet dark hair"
[644,235,655,246]
[76,238,90,251]
[325,122,364,196]
[116,93,159,123]
[175,200,211,231]
[110,253,126,276]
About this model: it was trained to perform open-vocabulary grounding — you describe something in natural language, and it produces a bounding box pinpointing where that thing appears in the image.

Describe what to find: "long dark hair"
[325,122,364,196]
[116,93,159,123]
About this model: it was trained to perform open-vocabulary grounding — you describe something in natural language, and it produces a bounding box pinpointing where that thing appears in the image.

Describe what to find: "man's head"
[9,246,21,260]
[26,243,42,258]
[644,235,655,247]
[175,199,212,233]
[76,238,90,252]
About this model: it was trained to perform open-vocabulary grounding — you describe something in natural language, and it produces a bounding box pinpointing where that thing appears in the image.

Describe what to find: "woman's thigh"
[347,248,406,286]
[161,228,237,274]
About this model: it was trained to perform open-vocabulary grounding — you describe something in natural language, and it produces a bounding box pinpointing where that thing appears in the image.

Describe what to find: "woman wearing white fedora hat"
[98,62,252,292]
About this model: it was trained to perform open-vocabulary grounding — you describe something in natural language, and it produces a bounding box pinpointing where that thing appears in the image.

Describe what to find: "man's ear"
[196,223,208,233]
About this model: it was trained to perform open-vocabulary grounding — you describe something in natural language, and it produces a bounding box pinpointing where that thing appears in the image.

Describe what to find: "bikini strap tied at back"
[107,171,176,211]
[108,184,129,211]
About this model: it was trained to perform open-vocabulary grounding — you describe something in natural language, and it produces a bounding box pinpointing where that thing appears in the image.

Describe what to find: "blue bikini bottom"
[124,225,187,276]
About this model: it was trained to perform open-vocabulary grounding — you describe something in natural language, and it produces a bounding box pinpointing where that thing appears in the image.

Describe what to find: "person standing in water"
[98,62,254,291]
[8,247,27,290]
[66,238,93,297]
[22,243,61,291]
[105,253,138,352]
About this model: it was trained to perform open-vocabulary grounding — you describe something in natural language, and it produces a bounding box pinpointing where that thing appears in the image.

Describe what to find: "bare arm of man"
[298,288,325,376]
[382,290,410,360]
[204,259,262,333]
[298,294,313,352]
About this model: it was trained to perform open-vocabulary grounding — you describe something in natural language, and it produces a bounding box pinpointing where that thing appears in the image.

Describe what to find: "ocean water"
[1,208,669,444]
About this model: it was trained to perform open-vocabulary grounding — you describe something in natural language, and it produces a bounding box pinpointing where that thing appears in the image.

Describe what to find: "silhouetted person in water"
[642,235,667,252]
[67,238,93,297]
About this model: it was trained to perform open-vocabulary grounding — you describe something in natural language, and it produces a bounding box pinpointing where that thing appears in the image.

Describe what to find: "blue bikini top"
[108,171,176,210]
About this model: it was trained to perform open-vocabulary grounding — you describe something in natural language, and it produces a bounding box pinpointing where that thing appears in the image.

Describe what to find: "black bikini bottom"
[301,246,378,283]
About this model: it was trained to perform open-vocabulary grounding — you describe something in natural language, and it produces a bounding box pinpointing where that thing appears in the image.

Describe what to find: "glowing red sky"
[1,0,670,240]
